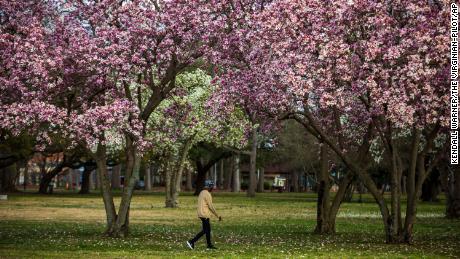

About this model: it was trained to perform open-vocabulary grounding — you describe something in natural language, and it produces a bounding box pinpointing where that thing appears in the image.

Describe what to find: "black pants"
[190,217,212,247]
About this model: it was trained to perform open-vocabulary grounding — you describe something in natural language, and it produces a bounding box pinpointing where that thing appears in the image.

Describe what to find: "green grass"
[0,191,459,258]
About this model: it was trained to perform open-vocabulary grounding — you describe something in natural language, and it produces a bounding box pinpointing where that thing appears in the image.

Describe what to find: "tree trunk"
[79,168,91,194]
[114,153,140,237]
[247,126,258,197]
[257,167,265,192]
[111,165,121,189]
[38,163,65,194]
[23,161,29,191]
[15,160,26,187]
[356,181,364,202]
[421,170,441,202]
[403,127,441,244]
[185,169,193,191]
[401,175,407,195]
[165,160,173,207]
[193,154,227,195]
[344,182,354,202]
[89,169,95,190]
[315,144,334,234]
[67,170,73,190]
[314,145,355,234]
[331,156,393,242]
[403,155,424,244]
[107,135,142,238]
[359,168,394,243]
[224,157,233,191]
[194,164,207,195]
[79,163,97,194]
[145,163,152,191]
[151,164,157,187]
[232,154,240,192]
[219,159,224,189]
[441,165,460,219]
[170,156,187,207]
[295,115,397,242]
[389,168,402,241]
[166,138,193,208]
[0,163,18,193]
[388,137,404,242]
[209,164,215,181]
[93,143,117,236]
[94,167,100,189]
[292,171,299,193]
[329,172,354,226]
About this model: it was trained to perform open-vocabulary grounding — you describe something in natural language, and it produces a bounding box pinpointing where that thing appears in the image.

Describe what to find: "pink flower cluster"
[210,0,449,152]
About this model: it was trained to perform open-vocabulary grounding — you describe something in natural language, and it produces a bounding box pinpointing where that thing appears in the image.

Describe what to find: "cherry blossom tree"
[1,0,234,237]
[208,0,285,197]
[70,0,244,236]
[1,0,146,236]
[213,0,449,243]
[146,69,249,207]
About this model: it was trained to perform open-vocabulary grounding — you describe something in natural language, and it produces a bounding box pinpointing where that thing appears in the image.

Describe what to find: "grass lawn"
[0,191,459,258]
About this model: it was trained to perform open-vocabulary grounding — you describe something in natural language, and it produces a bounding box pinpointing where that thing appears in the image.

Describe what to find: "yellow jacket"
[197,189,219,218]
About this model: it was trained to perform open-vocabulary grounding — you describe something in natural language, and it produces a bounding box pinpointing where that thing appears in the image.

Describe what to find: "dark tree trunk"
[23,161,29,191]
[403,126,442,244]
[446,170,460,217]
[194,163,207,195]
[343,182,354,202]
[224,157,233,191]
[292,171,299,193]
[257,167,265,192]
[314,145,354,234]
[401,175,407,195]
[79,170,91,194]
[111,165,121,189]
[294,114,398,241]
[0,153,20,170]
[0,163,18,193]
[446,167,460,218]
[79,162,97,194]
[388,138,404,241]
[39,163,65,194]
[440,164,460,219]
[247,127,258,197]
[403,154,424,244]
[193,154,228,195]
[357,181,365,203]
[219,159,224,189]
[38,153,81,194]
[315,144,332,233]
[314,144,339,234]
[185,169,193,191]
[421,170,441,202]
[306,123,396,241]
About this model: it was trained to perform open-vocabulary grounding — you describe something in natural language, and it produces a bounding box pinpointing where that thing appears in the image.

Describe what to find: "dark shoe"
[207,245,217,249]
[186,241,194,250]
